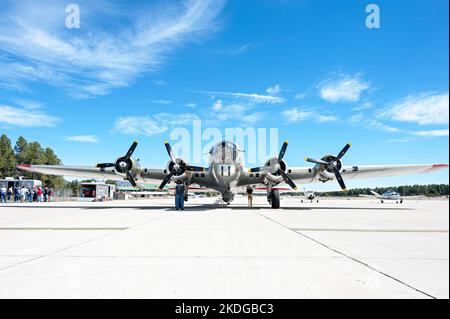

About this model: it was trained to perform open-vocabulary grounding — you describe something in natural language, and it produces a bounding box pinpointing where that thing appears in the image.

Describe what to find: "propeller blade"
[125,140,138,159]
[279,169,297,190]
[248,167,262,173]
[248,166,272,173]
[304,157,329,165]
[337,143,351,160]
[125,170,137,187]
[334,171,347,191]
[159,170,175,190]
[185,166,206,172]
[278,140,288,161]
[164,141,177,163]
[96,163,115,168]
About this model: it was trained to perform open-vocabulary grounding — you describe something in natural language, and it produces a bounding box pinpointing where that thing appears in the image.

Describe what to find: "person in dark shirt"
[175,181,185,211]
[246,186,254,207]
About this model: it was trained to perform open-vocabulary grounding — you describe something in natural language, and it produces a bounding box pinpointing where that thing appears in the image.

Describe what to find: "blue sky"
[0,0,448,189]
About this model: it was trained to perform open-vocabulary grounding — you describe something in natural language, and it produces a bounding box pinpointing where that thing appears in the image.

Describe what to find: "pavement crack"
[256,212,438,299]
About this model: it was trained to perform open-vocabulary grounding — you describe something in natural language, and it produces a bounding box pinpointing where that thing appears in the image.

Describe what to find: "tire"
[271,190,280,209]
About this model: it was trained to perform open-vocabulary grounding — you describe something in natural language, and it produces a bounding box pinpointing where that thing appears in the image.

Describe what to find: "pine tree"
[0,134,17,178]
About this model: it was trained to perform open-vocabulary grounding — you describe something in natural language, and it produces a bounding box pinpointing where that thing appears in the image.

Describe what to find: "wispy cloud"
[209,102,263,124]
[114,113,199,136]
[351,101,373,111]
[282,107,338,124]
[65,135,100,143]
[412,129,449,137]
[201,91,286,104]
[294,92,308,100]
[212,43,254,56]
[150,99,173,105]
[316,115,339,123]
[318,73,370,103]
[378,92,449,125]
[365,119,402,133]
[282,108,313,123]
[266,84,281,96]
[0,104,60,127]
[0,0,224,98]
[212,100,223,111]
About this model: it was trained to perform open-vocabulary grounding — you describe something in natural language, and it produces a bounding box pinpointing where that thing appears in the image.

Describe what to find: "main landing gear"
[268,189,280,209]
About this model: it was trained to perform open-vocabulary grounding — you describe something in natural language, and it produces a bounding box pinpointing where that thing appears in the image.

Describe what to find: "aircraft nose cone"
[119,161,127,169]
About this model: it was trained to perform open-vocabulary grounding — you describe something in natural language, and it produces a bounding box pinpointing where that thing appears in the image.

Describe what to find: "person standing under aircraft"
[246,186,254,207]
[175,181,185,211]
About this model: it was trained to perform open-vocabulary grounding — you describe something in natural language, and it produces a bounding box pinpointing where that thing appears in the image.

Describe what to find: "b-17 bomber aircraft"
[17,140,448,208]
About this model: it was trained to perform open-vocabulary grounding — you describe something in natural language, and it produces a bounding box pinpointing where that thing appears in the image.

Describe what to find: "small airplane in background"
[360,190,423,204]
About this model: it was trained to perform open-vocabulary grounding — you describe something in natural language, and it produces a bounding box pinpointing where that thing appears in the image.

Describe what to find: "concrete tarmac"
[0,196,448,299]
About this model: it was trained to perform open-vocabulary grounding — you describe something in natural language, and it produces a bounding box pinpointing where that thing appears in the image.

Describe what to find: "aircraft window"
[288,169,292,174]
[201,173,205,177]
[228,166,231,176]
[221,166,224,176]
[250,174,254,178]
[144,169,148,173]
[308,168,312,173]
[256,173,260,178]
[195,173,199,177]
[352,166,359,172]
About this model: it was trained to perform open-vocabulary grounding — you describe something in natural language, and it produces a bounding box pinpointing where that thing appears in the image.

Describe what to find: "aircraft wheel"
[271,190,280,209]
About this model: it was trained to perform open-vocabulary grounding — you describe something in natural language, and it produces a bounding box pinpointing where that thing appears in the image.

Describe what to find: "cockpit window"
[211,141,238,163]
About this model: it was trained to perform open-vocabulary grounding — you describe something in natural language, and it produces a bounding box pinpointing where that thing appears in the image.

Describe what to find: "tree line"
[0,134,65,188]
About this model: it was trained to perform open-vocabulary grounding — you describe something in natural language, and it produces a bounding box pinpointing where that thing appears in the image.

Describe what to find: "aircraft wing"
[340,164,448,180]
[17,164,125,181]
[17,164,168,185]
[287,164,448,183]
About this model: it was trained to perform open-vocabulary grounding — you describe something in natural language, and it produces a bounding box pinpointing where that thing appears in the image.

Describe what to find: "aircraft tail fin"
[370,190,381,197]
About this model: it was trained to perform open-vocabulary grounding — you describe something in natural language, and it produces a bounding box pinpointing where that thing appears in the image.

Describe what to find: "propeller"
[97,141,139,187]
[248,140,297,190]
[305,142,352,191]
[158,141,206,190]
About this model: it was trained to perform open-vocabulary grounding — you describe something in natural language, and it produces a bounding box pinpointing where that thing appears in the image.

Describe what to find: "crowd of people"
[0,185,54,203]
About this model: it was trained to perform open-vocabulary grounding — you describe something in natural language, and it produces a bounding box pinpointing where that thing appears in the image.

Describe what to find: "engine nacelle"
[318,154,343,180]
[264,157,287,183]
[166,158,191,183]
[115,157,140,175]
